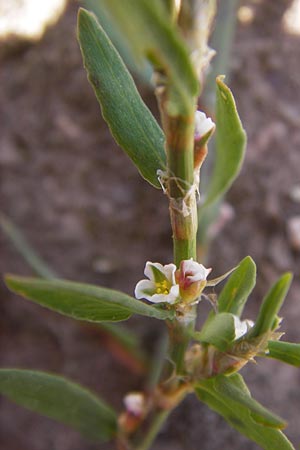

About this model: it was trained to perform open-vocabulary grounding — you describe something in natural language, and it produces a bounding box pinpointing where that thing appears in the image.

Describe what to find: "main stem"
[164,108,198,375]
[165,113,197,266]
[134,72,198,450]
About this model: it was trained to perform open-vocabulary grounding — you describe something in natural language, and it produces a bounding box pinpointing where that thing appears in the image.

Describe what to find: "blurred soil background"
[0,0,300,449]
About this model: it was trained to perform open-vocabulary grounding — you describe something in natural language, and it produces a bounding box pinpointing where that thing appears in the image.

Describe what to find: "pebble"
[287,216,300,251]
[289,185,300,203]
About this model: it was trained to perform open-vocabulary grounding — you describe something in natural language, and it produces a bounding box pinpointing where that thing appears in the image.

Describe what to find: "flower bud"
[176,259,211,303]
[194,111,215,141]
[124,392,145,417]
[118,392,147,436]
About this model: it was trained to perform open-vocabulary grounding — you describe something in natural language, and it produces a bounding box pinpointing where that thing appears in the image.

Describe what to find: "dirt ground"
[1,1,300,449]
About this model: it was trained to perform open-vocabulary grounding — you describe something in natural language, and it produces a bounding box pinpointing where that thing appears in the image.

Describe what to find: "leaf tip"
[77,7,98,33]
[4,273,15,288]
[216,74,226,85]
[251,411,287,430]
[282,272,293,282]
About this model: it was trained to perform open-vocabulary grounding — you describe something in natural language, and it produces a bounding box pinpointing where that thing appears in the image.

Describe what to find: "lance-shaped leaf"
[5,275,174,322]
[218,256,256,317]
[85,0,153,83]
[214,374,285,427]
[96,0,199,115]
[0,215,144,361]
[195,374,294,450]
[78,9,166,188]
[268,341,300,367]
[195,312,237,351]
[0,369,117,441]
[201,76,246,208]
[249,273,293,338]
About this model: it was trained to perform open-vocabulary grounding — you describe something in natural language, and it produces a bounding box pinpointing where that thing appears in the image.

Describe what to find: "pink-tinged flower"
[176,259,212,303]
[124,392,146,417]
[194,110,215,141]
[134,262,179,304]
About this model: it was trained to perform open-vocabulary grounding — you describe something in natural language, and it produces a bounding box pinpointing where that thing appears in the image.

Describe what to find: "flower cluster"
[135,259,211,305]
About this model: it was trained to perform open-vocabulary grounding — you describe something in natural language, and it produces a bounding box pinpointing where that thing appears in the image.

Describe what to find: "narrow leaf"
[0,369,117,441]
[213,374,285,428]
[0,215,144,361]
[5,275,173,322]
[195,312,236,351]
[206,266,237,287]
[268,341,300,367]
[218,256,256,317]
[195,375,294,450]
[85,0,153,83]
[97,0,199,115]
[249,273,293,338]
[201,76,246,208]
[78,8,166,188]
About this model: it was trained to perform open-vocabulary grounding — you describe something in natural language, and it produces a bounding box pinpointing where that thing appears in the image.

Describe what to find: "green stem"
[135,409,170,450]
[167,318,194,374]
[165,113,197,265]
[164,106,198,373]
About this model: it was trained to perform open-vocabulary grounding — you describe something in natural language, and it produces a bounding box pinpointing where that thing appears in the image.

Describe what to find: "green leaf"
[201,76,246,208]
[195,312,236,351]
[268,341,300,367]
[0,369,117,441]
[96,0,199,115]
[249,273,293,338]
[195,374,294,450]
[0,215,146,363]
[85,0,153,83]
[77,8,166,188]
[218,256,256,317]
[5,275,173,322]
[214,374,285,428]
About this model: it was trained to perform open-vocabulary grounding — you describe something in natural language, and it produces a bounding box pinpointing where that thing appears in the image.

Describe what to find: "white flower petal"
[161,263,177,284]
[181,258,211,282]
[234,316,254,340]
[136,261,179,304]
[188,266,211,282]
[134,279,156,300]
[149,293,174,304]
[141,284,179,304]
[195,110,215,138]
[144,261,164,281]
[168,284,180,304]
[124,392,145,416]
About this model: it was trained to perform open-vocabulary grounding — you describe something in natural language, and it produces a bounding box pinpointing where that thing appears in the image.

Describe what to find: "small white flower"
[134,262,179,304]
[176,258,212,303]
[234,316,254,340]
[179,259,212,284]
[194,110,215,140]
[124,392,145,417]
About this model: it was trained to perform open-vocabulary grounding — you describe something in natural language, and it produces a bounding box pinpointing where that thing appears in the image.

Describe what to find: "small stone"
[287,216,300,251]
[92,257,118,274]
[268,236,292,270]
[289,185,300,203]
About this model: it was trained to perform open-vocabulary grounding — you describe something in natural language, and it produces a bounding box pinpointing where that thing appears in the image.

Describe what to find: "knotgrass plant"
[2,2,300,449]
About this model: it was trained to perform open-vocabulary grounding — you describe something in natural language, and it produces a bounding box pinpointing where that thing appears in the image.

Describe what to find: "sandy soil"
[1,1,300,449]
